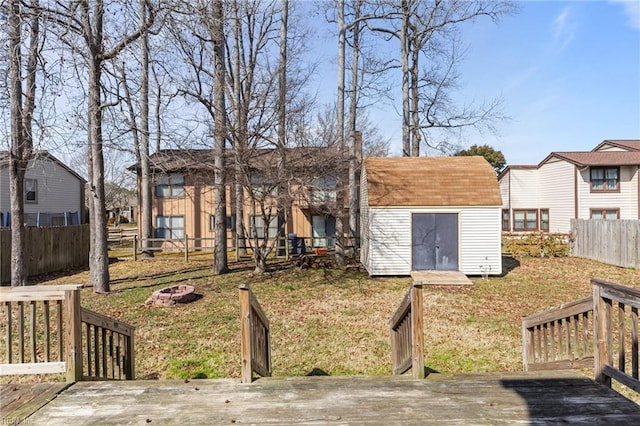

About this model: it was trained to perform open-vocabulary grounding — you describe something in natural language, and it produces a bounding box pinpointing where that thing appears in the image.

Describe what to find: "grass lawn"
[27,252,639,382]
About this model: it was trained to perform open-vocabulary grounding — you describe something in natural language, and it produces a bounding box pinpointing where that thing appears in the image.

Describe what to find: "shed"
[360,156,503,276]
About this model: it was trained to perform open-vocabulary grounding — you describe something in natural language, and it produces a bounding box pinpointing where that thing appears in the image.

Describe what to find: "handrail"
[522,279,640,395]
[389,282,424,379]
[592,278,640,393]
[1,285,135,382]
[522,297,593,371]
[239,284,271,383]
[81,308,135,380]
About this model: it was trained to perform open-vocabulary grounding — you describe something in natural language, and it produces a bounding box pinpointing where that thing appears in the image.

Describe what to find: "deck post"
[239,284,252,383]
[126,333,135,380]
[411,283,425,379]
[593,283,612,387]
[64,288,83,382]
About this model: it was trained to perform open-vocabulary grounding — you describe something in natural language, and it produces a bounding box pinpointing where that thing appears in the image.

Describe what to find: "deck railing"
[522,297,594,371]
[390,283,424,379]
[81,308,135,380]
[593,279,640,392]
[239,284,271,383]
[523,279,640,394]
[1,285,135,382]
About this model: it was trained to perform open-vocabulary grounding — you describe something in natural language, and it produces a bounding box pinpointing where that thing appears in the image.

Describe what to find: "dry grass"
[20,253,638,384]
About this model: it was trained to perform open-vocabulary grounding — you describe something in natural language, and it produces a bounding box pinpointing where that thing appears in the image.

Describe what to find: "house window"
[155,175,185,198]
[540,209,549,232]
[513,209,538,231]
[312,215,336,247]
[590,209,619,220]
[590,167,619,192]
[311,176,337,204]
[155,215,184,239]
[210,215,235,231]
[502,209,510,231]
[250,173,276,197]
[250,215,278,239]
[25,179,38,203]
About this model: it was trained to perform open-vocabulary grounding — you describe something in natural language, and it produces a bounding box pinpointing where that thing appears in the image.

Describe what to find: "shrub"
[502,233,569,258]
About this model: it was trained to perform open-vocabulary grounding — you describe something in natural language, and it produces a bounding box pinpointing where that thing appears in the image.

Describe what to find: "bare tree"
[365,0,515,156]
[7,0,40,286]
[42,0,156,292]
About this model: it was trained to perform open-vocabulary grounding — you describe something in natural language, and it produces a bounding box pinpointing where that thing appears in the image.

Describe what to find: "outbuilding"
[360,156,503,276]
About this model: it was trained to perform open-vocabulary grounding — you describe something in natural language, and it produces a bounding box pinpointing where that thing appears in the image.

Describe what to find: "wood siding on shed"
[364,207,501,276]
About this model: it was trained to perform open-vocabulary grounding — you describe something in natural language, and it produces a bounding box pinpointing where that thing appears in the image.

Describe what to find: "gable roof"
[364,156,502,207]
[0,150,86,183]
[592,140,640,152]
[542,151,640,167]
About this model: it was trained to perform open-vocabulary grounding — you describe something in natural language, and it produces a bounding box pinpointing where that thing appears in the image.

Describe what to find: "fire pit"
[146,285,197,307]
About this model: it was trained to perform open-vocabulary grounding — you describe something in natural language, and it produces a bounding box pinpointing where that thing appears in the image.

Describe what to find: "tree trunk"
[401,0,411,157]
[8,0,38,286]
[347,0,361,254]
[212,0,228,275]
[334,0,346,266]
[410,42,420,157]
[232,0,246,257]
[82,1,110,293]
[277,0,289,258]
[139,0,154,258]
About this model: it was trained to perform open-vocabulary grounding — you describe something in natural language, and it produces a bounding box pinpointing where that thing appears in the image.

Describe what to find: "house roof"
[364,156,502,207]
[0,150,86,183]
[129,147,348,182]
[542,151,640,167]
[592,140,640,152]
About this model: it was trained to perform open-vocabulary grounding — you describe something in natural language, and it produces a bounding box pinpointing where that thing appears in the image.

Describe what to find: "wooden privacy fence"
[239,284,271,383]
[0,285,135,382]
[389,283,424,379]
[523,279,640,394]
[0,224,90,284]
[570,219,640,268]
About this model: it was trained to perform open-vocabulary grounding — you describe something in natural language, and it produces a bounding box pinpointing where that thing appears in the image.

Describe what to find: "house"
[359,156,503,276]
[132,145,356,251]
[499,140,640,234]
[0,151,86,227]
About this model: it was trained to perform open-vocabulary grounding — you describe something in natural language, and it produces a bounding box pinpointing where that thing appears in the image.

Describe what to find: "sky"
[308,0,640,166]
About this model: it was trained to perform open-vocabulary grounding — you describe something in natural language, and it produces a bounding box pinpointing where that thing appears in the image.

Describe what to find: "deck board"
[0,382,70,424]
[7,371,640,425]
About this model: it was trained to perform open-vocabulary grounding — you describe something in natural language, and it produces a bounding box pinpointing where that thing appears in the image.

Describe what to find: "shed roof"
[364,156,502,207]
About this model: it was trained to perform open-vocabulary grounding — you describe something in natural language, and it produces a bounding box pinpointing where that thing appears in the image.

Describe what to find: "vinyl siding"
[577,166,639,220]
[499,170,510,208]
[365,206,502,276]
[508,169,539,207]
[459,207,502,275]
[0,165,8,211]
[538,159,575,233]
[367,207,411,275]
[0,157,84,215]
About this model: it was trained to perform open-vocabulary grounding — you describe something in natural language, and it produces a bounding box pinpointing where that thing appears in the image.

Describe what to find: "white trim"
[0,361,66,375]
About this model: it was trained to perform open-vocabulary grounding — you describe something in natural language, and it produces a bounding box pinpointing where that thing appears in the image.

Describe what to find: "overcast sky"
[308,0,640,165]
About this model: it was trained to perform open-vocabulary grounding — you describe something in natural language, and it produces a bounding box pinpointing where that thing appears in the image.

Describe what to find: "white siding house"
[0,151,86,226]
[360,156,503,276]
[499,140,640,234]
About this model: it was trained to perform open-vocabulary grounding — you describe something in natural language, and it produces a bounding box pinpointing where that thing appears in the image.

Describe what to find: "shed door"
[411,213,458,271]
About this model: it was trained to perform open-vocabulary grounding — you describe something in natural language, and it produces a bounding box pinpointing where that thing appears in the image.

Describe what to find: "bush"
[502,233,569,258]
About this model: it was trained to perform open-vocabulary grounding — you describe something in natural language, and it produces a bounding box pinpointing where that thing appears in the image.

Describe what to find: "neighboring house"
[0,151,86,227]
[499,140,640,234]
[132,145,357,251]
[360,156,503,276]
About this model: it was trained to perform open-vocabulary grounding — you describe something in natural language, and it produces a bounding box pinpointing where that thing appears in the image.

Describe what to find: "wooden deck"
[2,370,639,425]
